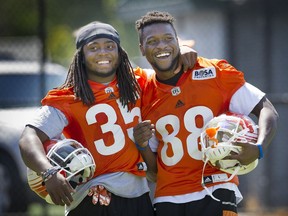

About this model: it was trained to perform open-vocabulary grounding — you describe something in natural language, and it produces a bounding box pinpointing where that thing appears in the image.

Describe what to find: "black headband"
[76,22,120,49]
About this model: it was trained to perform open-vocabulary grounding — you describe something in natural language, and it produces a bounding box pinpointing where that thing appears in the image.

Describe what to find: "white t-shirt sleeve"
[229,82,265,115]
[27,105,68,139]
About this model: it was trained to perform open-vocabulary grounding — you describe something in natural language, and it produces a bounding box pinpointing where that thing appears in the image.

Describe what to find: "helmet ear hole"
[27,138,96,204]
[200,112,259,176]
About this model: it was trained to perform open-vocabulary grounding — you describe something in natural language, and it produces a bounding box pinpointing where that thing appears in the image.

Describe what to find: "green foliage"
[47,25,75,67]
[45,0,120,65]
[0,0,38,36]
[28,203,64,216]
[0,0,141,65]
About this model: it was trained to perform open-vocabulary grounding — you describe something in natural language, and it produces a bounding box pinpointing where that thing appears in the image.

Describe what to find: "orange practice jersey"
[41,70,148,178]
[137,57,245,198]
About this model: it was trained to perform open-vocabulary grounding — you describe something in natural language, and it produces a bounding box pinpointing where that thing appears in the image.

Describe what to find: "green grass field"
[27,203,64,216]
[18,203,288,216]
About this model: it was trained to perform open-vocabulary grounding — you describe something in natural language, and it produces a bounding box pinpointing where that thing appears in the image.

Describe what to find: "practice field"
[3,203,288,216]
[27,203,288,216]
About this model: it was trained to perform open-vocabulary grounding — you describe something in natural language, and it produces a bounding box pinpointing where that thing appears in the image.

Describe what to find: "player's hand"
[178,45,198,73]
[88,185,111,206]
[224,142,259,165]
[45,172,75,206]
[133,120,155,148]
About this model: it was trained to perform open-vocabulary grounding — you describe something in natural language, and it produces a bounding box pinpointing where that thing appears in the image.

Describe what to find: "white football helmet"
[200,112,259,176]
[27,139,96,204]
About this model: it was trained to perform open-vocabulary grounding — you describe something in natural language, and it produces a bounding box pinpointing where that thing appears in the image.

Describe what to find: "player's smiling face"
[140,23,180,77]
[83,38,119,83]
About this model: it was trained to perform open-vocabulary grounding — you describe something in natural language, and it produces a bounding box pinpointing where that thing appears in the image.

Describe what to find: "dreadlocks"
[135,11,176,45]
[59,46,141,111]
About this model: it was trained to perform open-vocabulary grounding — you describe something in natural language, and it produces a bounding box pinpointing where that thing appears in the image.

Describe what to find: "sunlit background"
[0,0,287,215]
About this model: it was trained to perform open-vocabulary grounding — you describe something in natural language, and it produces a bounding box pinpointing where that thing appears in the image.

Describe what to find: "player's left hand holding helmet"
[200,112,259,177]
[27,139,96,204]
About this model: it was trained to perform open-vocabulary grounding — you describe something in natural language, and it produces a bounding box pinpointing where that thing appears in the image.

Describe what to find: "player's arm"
[19,106,67,174]
[19,126,52,174]
[19,108,75,206]
[227,96,279,165]
[177,45,198,73]
[135,46,197,76]
[133,120,157,182]
[19,126,74,206]
[251,96,279,155]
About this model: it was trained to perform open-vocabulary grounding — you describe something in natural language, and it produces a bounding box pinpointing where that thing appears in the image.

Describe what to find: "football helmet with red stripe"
[200,112,259,176]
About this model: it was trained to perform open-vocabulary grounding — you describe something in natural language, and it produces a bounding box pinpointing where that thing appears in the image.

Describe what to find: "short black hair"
[135,11,176,44]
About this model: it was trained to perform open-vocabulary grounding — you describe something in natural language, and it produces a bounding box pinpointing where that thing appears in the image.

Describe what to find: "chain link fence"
[0,0,287,215]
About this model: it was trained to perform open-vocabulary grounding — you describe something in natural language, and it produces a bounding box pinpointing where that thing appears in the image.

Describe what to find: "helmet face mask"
[200,112,259,175]
[47,140,95,185]
[27,139,96,204]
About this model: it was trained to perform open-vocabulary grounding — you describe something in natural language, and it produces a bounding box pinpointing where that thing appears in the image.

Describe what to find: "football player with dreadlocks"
[19,21,154,216]
[19,21,196,216]
[133,11,279,216]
